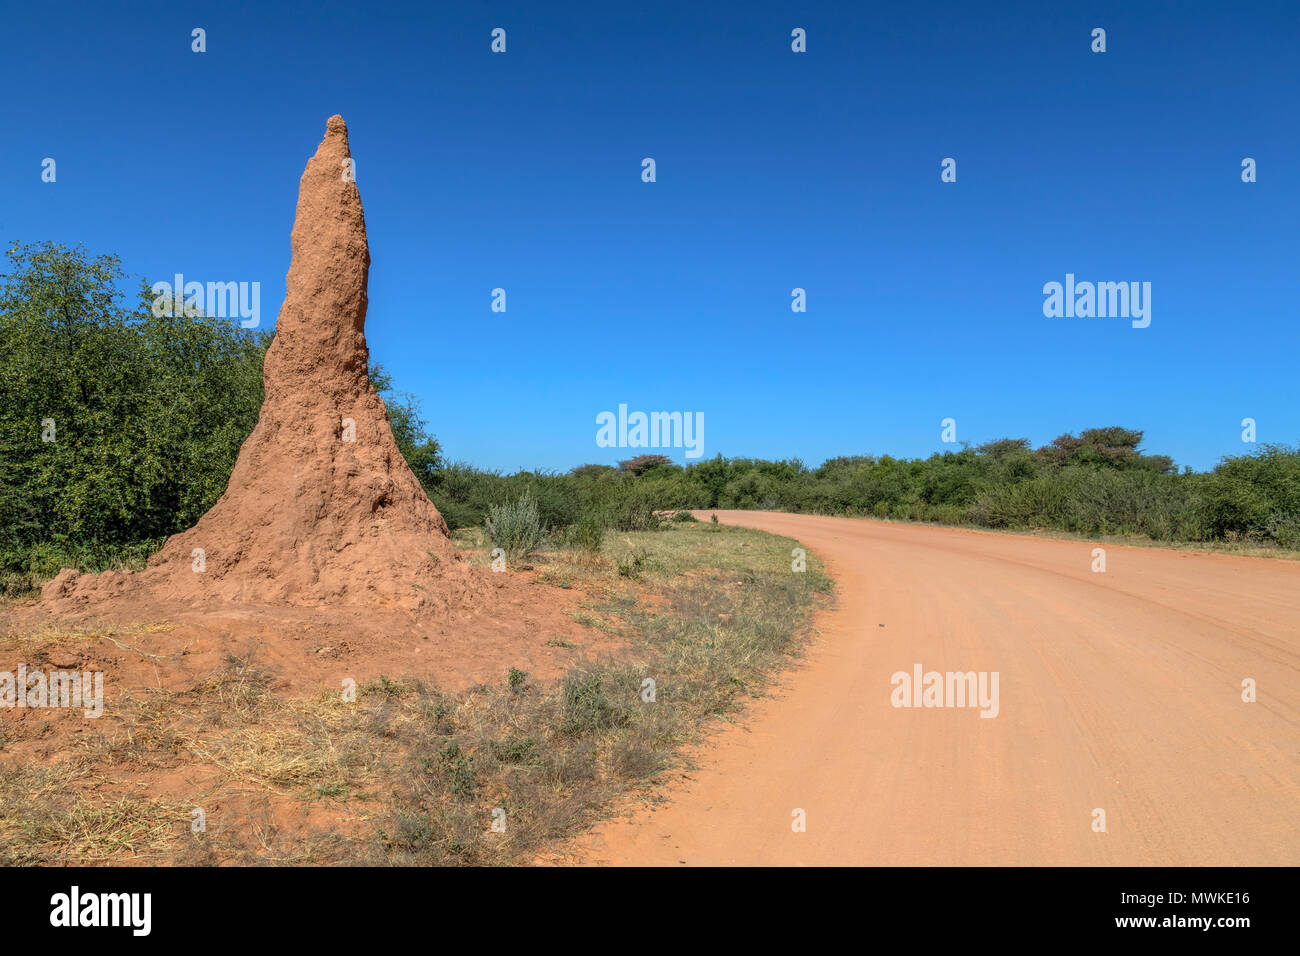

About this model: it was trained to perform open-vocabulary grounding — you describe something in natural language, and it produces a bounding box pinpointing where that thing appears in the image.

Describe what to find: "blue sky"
[3,0,1295,472]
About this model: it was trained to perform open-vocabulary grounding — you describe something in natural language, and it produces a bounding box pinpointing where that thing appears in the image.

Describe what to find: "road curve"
[572,511,1300,865]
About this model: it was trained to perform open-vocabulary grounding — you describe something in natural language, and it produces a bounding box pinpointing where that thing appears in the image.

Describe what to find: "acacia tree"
[1036,427,1175,473]
[619,454,673,476]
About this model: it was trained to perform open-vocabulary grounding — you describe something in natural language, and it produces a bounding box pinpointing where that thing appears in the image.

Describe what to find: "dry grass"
[0,524,830,865]
[0,764,191,865]
[0,620,174,658]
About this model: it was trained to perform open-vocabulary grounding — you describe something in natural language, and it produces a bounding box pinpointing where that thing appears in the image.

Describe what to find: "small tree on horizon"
[618,453,673,476]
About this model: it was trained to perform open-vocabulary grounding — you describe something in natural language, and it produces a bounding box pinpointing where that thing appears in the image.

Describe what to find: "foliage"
[3,241,1296,579]
[0,243,441,579]
[483,491,544,560]
[0,242,267,573]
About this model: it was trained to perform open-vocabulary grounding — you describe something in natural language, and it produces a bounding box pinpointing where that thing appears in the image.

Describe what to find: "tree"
[618,453,673,476]
[1036,427,1175,473]
[570,463,617,480]
[976,438,1031,460]
[368,363,442,491]
[0,242,268,566]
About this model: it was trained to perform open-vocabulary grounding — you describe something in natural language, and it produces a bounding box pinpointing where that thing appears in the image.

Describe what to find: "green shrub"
[484,491,544,560]
[561,670,632,737]
[616,549,647,579]
[490,735,539,765]
[435,741,476,798]
[927,503,965,524]
[430,496,480,532]
[1263,511,1300,549]
[569,511,606,554]
[609,483,661,532]
[522,478,581,529]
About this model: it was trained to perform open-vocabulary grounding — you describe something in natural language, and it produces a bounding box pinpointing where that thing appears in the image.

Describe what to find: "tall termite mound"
[45,115,481,612]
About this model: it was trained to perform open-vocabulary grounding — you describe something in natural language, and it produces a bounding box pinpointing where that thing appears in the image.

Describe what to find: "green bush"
[1263,512,1300,549]
[569,511,606,554]
[560,669,632,737]
[490,735,539,765]
[0,243,268,568]
[3,241,1295,563]
[607,482,662,532]
[484,491,544,560]
[926,503,965,524]
[616,549,647,579]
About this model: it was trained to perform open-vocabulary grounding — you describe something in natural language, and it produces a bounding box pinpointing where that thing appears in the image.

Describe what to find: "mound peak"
[45,116,481,612]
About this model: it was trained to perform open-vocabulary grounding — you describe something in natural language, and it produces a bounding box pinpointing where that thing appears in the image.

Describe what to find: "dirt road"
[574,512,1300,865]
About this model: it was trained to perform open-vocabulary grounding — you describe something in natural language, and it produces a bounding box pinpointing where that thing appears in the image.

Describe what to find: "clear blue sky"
[3,0,1295,472]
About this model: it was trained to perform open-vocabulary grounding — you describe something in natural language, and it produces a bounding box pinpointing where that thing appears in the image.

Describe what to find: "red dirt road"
[574,512,1300,865]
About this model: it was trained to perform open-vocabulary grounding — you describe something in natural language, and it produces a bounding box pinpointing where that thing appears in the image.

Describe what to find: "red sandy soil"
[3,568,604,701]
[0,563,612,864]
[570,511,1300,865]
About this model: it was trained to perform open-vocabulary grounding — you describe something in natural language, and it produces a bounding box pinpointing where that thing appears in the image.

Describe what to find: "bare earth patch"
[0,525,829,865]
